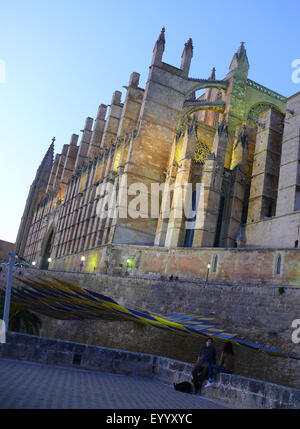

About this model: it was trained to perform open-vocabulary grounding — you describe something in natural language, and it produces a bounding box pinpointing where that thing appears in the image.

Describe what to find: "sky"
[0,0,300,243]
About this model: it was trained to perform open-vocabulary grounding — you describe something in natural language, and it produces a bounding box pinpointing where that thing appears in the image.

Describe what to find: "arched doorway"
[40,228,54,270]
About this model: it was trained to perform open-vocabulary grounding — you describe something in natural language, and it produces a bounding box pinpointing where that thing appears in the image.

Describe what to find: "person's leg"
[208,364,217,380]
[200,364,209,382]
[205,365,225,386]
[208,365,223,380]
[192,364,204,393]
[192,363,202,382]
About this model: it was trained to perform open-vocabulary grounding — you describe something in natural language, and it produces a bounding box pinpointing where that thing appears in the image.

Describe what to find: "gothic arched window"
[213,255,218,273]
[276,254,282,275]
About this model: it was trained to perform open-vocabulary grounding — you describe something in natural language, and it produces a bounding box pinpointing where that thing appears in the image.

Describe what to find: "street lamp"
[206,263,211,283]
[80,256,85,272]
[32,261,36,266]
[125,258,131,276]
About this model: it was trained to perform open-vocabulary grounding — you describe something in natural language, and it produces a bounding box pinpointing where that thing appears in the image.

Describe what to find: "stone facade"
[0,240,14,263]
[14,30,299,273]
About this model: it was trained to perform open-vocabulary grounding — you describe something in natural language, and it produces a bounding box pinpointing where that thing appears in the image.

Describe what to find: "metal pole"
[206,264,210,283]
[3,251,15,332]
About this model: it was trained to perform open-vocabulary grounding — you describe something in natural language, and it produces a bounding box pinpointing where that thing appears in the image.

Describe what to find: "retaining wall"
[1,267,300,389]
[50,244,300,287]
[0,332,299,409]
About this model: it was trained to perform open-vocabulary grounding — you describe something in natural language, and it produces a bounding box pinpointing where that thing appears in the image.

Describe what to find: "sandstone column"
[248,109,284,222]
[192,118,228,247]
[276,93,300,216]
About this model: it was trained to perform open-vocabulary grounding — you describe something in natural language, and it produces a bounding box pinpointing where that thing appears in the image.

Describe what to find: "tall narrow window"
[276,254,282,275]
[213,255,218,273]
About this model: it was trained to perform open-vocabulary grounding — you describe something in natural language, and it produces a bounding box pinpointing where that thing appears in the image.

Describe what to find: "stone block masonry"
[15,33,293,275]
[51,243,300,287]
[0,332,299,409]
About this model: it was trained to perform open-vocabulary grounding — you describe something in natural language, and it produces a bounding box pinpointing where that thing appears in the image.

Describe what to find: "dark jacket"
[198,344,216,365]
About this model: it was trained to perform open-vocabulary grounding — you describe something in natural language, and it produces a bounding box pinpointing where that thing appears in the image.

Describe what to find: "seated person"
[192,337,216,392]
[205,341,235,387]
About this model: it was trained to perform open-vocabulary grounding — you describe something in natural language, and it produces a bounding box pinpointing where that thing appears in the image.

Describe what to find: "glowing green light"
[126,257,135,268]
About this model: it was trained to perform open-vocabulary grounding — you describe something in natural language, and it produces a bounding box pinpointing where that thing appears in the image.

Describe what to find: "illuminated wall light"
[88,252,99,272]
[81,256,86,262]
[126,257,135,268]
[48,258,52,263]
[32,261,36,266]
[206,263,211,282]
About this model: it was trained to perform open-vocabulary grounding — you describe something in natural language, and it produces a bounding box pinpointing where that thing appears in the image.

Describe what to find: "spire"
[155,27,165,48]
[37,138,55,175]
[33,137,55,191]
[229,41,249,72]
[180,38,193,77]
[237,42,246,59]
[209,67,216,80]
[184,38,193,51]
[152,27,166,66]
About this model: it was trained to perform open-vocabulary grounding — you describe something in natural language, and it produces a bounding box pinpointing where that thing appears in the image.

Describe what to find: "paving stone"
[0,358,228,409]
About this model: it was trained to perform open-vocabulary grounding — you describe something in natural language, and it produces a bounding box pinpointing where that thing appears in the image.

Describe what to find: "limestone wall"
[246,211,300,249]
[51,244,300,286]
[1,266,299,388]
[1,333,299,409]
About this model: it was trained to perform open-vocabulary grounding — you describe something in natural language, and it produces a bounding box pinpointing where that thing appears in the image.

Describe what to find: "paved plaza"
[0,358,229,409]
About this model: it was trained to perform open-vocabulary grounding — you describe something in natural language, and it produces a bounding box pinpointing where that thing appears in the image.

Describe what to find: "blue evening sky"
[0,0,300,243]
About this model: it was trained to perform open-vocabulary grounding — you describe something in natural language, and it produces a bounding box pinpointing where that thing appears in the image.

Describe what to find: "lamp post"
[80,256,85,272]
[3,251,16,333]
[206,263,211,283]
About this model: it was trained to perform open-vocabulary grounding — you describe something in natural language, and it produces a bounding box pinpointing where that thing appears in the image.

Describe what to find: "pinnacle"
[209,67,216,80]
[185,38,193,49]
[35,138,55,181]
[237,41,247,59]
[41,138,55,169]
[158,27,165,42]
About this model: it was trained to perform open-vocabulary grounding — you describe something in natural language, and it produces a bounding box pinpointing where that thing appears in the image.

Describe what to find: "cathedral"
[15,29,300,273]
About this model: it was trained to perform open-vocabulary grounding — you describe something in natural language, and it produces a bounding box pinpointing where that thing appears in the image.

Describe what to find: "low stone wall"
[0,332,155,378]
[50,244,300,287]
[1,332,299,409]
